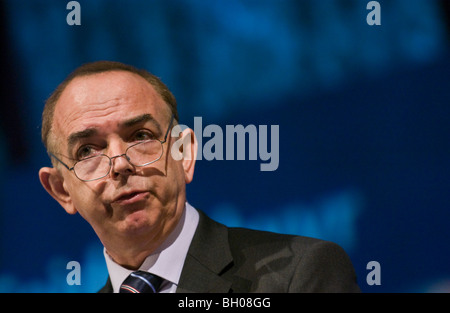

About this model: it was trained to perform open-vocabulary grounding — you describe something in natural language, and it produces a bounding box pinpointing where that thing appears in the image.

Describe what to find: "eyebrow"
[66,113,162,155]
[67,128,98,154]
[120,113,161,132]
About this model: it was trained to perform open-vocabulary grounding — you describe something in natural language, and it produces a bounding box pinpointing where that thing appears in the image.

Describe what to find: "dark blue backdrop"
[1,0,449,292]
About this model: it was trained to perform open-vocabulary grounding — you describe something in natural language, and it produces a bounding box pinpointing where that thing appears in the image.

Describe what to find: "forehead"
[52,71,170,146]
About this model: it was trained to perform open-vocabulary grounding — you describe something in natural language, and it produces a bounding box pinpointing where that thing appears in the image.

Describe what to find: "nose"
[110,153,135,179]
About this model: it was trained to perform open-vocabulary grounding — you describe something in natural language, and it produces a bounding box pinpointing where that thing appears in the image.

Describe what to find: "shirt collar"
[104,202,199,293]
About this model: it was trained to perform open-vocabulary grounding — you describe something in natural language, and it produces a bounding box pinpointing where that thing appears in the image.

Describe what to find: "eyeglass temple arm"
[48,152,72,170]
[161,114,175,144]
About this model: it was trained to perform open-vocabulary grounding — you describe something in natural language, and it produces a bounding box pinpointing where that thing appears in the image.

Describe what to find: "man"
[39,60,360,293]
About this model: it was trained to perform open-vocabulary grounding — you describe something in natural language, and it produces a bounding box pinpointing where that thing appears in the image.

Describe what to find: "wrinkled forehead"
[50,71,171,151]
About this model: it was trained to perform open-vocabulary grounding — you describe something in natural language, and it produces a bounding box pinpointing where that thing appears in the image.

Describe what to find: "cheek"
[164,159,185,194]
[67,180,108,219]
[144,163,185,210]
[145,150,185,191]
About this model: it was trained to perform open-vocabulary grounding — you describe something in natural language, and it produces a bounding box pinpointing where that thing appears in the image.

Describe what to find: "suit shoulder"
[227,226,354,272]
[226,227,360,292]
[227,226,323,252]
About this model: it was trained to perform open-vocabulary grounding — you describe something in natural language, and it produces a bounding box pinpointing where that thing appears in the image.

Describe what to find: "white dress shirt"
[103,202,199,293]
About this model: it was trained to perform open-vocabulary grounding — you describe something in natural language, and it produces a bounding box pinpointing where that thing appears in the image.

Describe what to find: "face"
[39,71,196,267]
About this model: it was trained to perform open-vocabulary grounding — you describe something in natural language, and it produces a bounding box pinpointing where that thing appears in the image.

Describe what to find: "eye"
[132,130,155,142]
[76,145,100,160]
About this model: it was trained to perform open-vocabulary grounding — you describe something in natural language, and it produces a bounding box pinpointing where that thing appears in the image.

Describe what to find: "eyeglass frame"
[48,114,175,182]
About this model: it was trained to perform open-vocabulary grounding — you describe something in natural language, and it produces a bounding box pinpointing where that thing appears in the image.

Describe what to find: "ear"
[179,127,197,184]
[39,167,77,215]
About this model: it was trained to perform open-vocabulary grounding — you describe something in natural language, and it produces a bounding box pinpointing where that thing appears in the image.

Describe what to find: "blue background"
[0,0,449,292]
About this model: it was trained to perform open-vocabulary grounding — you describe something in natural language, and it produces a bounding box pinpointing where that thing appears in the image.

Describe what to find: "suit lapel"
[177,210,234,293]
[98,276,113,293]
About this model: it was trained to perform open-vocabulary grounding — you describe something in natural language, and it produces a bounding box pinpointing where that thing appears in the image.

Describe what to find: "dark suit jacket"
[99,210,360,293]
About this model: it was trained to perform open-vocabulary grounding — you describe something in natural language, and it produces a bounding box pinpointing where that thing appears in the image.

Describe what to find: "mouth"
[112,190,150,205]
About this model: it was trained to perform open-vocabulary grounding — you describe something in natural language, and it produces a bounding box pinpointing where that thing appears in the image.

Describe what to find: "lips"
[112,190,149,205]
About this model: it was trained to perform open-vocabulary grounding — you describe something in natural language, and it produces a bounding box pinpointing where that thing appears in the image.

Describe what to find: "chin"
[119,209,154,235]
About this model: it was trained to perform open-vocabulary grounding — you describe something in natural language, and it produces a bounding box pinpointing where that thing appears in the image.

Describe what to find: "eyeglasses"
[49,115,174,182]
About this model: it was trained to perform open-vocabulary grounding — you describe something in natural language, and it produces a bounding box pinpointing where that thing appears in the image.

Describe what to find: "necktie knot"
[120,270,163,293]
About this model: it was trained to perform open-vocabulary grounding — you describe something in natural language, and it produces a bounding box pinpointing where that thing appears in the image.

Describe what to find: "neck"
[105,248,153,270]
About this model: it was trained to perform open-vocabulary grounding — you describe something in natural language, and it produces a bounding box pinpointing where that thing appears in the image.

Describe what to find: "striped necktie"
[120,270,163,293]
